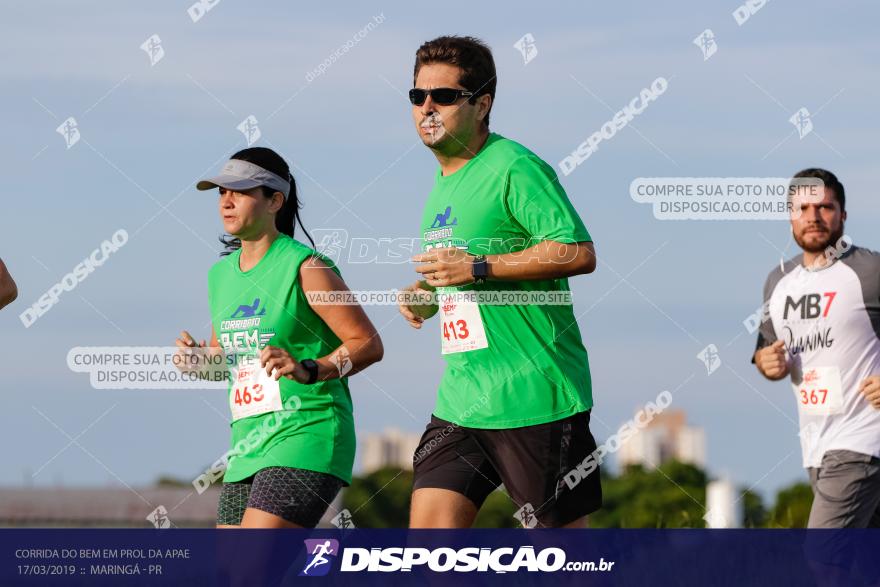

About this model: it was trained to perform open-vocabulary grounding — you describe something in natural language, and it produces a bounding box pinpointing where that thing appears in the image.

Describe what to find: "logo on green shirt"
[231,297,266,318]
[425,206,467,250]
[430,206,458,228]
[219,298,274,353]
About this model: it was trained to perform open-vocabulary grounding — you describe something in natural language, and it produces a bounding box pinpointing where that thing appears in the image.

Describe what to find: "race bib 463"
[229,355,283,421]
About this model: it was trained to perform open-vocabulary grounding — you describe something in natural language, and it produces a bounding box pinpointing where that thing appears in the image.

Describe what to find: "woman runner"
[175,147,383,529]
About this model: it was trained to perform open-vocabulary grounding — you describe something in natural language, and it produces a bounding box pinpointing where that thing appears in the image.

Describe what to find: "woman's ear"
[270,191,285,213]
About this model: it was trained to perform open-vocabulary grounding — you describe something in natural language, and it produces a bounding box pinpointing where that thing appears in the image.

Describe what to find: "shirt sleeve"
[752,272,778,363]
[839,247,880,343]
[504,155,591,243]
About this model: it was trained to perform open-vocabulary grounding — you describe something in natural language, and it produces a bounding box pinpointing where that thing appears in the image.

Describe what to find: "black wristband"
[300,359,319,384]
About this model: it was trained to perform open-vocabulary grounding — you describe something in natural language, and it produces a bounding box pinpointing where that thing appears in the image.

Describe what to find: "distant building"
[704,478,743,528]
[360,429,422,473]
[618,409,706,468]
[675,425,707,467]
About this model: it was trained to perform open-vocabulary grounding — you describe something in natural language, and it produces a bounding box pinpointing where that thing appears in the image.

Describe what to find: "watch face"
[473,258,488,279]
[302,359,318,383]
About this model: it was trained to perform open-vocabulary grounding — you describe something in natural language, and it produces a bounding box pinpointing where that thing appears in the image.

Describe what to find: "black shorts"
[412,410,602,527]
[217,467,344,528]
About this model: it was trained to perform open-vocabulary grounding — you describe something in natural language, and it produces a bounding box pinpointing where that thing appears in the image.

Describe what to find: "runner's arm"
[413,240,595,287]
[751,270,788,380]
[0,258,18,310]
[753,340,789,380]
[484,240,595,280]
[175,327,226,379]
[298,257,384,381]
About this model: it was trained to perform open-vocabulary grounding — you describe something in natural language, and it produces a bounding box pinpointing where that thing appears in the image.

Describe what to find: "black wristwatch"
[300,359,319,384]
[472,255,488,284]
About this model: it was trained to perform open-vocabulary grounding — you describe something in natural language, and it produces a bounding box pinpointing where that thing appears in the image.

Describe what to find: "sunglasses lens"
[431,89,458,105]
[408,89,427,105]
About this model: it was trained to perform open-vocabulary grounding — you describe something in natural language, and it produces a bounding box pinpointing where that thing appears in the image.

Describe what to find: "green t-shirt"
[419,133,593,429]
[207,234,355,484]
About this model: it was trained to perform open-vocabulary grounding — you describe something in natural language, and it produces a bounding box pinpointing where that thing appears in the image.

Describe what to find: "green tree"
[741,488,767,528]
[338,464,816,529]
[473,489,519,528]
[767,482,813,528]
[590,461,708,528]
[341,467,413,528]
[155,475,189,488]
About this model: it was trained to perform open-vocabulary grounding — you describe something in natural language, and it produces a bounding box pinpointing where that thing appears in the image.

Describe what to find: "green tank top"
[207,234,355,484]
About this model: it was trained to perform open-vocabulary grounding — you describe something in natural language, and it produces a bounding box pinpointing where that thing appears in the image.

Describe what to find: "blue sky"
[2,0,879,510]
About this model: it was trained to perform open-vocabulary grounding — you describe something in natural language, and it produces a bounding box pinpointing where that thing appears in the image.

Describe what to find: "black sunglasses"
[408,87,475,106]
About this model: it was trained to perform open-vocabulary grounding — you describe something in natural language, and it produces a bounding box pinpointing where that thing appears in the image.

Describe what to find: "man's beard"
[794,222,844,254]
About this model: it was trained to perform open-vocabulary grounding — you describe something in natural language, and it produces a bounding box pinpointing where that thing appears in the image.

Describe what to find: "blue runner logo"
[300,539,339,576]
[230,297,266,318]
[431,206,457,229]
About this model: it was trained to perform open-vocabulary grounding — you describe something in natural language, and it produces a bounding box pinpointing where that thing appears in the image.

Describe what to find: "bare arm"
[485,240,595,280]
[412,241,596,288]
[0,258,18,310]
[303,257,384,380]
[261,257,383,383]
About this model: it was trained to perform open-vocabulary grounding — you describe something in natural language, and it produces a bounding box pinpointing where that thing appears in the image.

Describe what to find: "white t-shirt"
[755,246,880,468]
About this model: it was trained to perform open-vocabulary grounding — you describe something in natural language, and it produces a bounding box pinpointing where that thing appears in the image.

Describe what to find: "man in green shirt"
[399,36,602,528]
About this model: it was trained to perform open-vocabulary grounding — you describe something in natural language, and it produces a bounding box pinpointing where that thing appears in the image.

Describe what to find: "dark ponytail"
[219,147,314,256]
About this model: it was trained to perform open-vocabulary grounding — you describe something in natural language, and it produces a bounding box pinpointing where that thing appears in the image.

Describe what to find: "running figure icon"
[302,540,336,575]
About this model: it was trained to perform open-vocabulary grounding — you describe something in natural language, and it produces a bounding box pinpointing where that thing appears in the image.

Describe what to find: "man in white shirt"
[753,168,880,529]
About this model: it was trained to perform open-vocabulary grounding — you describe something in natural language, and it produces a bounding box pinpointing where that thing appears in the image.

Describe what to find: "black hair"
[218,147,314,256]
[792,168,846,212]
